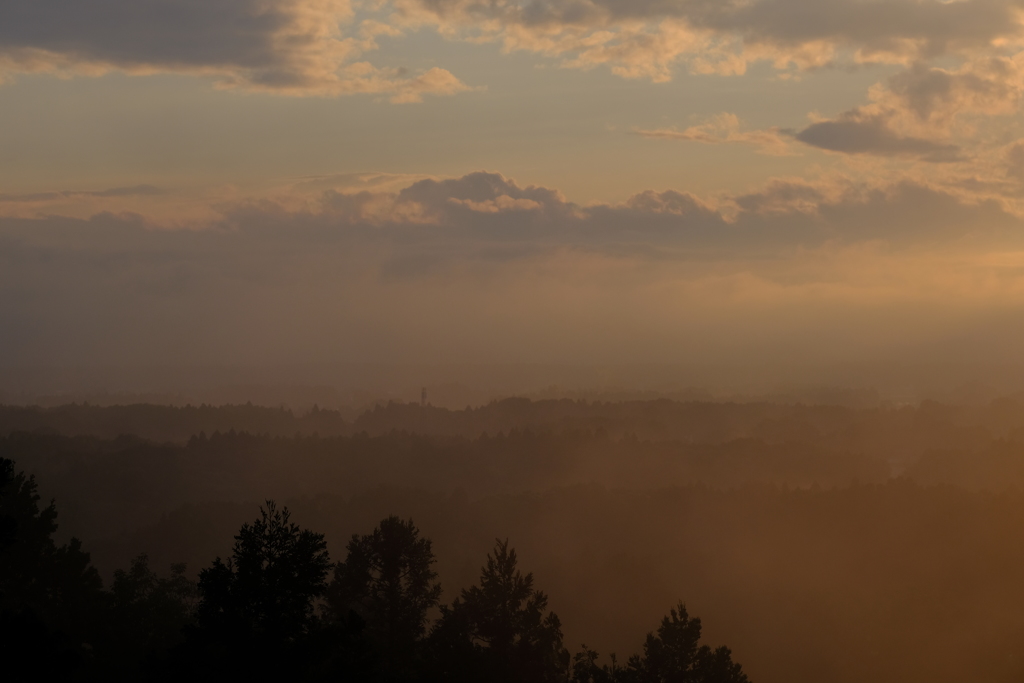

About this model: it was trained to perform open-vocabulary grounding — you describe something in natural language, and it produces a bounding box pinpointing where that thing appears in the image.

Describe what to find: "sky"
[5,0,1024,396]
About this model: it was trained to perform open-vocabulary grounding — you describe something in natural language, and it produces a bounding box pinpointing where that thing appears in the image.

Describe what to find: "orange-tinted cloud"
[637,113,795,155]
[0,0,470,101]
[394,0,1024,79]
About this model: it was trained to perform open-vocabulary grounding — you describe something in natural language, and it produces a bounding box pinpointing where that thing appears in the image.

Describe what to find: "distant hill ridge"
[2,397,1024,448]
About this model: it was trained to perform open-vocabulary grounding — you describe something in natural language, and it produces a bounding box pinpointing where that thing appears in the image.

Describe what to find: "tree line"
[0,457,748,682]
[5,395,1019,456]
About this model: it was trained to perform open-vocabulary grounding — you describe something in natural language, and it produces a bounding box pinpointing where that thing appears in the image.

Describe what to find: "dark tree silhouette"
[205,500,330,639]
[0,459,14,551]
[327,515,442,681]
[425,539,569,683]
[572,602,748,683]
[624,602,748,683]
[0,457,103,680]
[572,646,622,683]
[175,501,332,679]
[0,454,756,683]
[103,554,198,677]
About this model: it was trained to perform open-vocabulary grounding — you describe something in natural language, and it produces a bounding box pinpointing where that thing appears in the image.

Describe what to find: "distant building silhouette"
[421,388,427,406]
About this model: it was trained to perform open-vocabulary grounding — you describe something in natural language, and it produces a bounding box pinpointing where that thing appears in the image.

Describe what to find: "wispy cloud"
[0,185,164,203]
[636,114,795,155]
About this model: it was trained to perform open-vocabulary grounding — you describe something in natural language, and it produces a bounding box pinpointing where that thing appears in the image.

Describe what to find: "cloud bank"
[3,171,1024,370]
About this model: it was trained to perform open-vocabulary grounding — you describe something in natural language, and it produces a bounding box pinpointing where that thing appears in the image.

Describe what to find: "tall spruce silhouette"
[425,539,569,683]
[625,602,747,683]
[327,515,442,681]
[175,501,332,679]
[0,457,103,680]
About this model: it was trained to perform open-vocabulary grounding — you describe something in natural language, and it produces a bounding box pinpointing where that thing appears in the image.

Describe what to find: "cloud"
[0,0,469,100]
[23,170,1012,252]
[687,0,1023,57]
[787,53,1024,162]
[1006,140,1024,180]
[4,170,1024,369]
[886,58,1024,123]
[734,178,1019,244]
[6,0,1023,95]
[731,179,828,215]
[0,185,163,203]
[394,0,1024,80]
[794,113,963,162]
[637,113,795,155]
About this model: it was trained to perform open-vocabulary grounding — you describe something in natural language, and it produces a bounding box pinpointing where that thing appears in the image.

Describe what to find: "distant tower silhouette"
[421,387,427,406]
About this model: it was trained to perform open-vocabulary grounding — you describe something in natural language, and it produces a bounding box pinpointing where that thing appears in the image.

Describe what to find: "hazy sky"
[5,0,1024,384]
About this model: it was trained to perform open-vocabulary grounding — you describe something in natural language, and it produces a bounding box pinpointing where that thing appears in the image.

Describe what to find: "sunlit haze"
[7,5,1024,683]
[5,0,1024,400]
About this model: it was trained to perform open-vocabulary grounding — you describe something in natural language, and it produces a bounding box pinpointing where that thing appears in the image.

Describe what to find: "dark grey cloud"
[794,114,962,162]
[0,0,295,80]
[686,0,1021,54]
